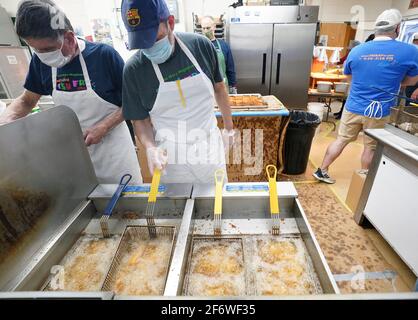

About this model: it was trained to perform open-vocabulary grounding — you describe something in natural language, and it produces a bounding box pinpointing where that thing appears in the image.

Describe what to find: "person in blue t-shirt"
[0,0,142,184]
[314,9,418,184]
[201,16,237,94]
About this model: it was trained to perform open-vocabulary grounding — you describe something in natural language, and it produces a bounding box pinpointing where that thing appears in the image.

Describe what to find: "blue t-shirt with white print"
[344,39,418,117]
[24,40,125,107]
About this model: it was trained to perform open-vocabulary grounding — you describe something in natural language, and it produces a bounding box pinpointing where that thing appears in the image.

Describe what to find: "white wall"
[181,0,236,32]
[301,0,418,24]
[0,0,17,16]
[3,0,416,24]
[0,0,187,60]
[0,0,94,36]
[308,0,392,22]
[392,0,418,19]
[181,0,396,37]
[2,0,416,41]
[306,0,394,40]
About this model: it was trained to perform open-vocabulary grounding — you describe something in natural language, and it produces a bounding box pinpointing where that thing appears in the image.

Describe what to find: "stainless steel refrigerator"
[0,47,31,99]
[227,6,319,109]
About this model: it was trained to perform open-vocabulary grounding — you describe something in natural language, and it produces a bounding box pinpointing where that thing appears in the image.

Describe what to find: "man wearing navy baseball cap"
[121,0,234,184]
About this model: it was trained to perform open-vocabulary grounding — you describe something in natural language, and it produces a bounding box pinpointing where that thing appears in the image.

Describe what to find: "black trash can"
[283,111,321,175]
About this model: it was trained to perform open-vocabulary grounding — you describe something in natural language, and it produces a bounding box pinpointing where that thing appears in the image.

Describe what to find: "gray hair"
[375,24,398,36]
[201,16,215,24]
[349,40,361,49]
[16,0,73,40]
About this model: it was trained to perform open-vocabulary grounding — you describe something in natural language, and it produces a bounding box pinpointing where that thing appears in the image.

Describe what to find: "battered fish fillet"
[261,279,311,296]
[115,278,154,296]
[49,238,118,292]
[192,245,243,276]
[84,240,102,255]
[128,243,158,266]
[281,261,305,278]
[260,272,296,296]
[204,282,237,296]
[258,240,297,264]
[229,96,266,107]
[258,261,308,296]
[64,256,102,291]
[111,240,171,296]
[261,281,289,296]
[187,240,245,297]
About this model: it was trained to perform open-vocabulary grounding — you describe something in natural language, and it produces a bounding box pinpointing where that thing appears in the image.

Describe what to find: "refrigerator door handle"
[262,53,267,85]
[276,53,281,85]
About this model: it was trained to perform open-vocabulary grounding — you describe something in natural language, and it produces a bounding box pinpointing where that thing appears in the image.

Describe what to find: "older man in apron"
[50,40,142,183]
[0,0,142,184]
[201,16,238,94]
[121,0,234,184]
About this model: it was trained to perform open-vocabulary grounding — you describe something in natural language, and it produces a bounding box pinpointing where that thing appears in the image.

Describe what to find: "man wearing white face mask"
[313,9,418,184]
[0,0,142,184]
[121,0,234,184]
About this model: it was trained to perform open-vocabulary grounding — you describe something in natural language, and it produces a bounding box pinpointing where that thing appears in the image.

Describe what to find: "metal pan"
[183,236,248,297]
[101,226,176,296]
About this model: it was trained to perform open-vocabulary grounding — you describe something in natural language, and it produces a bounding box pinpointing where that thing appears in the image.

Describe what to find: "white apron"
[149,34,227,184]
[51,40,142,184]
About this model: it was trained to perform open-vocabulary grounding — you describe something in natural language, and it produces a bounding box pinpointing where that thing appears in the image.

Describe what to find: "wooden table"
[308,88,348,131]
[310,72,348,89]
[216,95,290,182]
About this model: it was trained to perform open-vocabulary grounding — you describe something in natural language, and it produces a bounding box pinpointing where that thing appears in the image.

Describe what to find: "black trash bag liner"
[288,110,321,128]
[283,111,321,175]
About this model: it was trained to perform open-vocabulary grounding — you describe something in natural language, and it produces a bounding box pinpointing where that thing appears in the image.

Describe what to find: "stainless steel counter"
[0,107,97,291]
[1,182,340,298]
[1,108,417,299]
[363,126,418,162]
[355,126,418,279]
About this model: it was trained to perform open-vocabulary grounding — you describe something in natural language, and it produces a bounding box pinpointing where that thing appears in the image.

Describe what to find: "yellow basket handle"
[214,169,225,215]
[266,165,277,181]
[148,169,161,203]
[266,165,279,215]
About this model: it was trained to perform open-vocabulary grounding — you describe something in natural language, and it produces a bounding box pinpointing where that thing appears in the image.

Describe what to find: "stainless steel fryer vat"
[163,182,340,297]
[2,107,418,300]
[0,107,193,297]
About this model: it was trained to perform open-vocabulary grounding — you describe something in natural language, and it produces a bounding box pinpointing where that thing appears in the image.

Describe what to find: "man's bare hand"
[0,90,41,126]
[0,116,10,126]
[84,124,108,146]
[0,111,18,126]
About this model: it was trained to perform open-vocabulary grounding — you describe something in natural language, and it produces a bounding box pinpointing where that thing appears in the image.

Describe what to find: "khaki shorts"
[338,110,390,149]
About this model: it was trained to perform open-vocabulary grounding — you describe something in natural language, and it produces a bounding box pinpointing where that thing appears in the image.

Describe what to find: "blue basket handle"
[103,174,132,217]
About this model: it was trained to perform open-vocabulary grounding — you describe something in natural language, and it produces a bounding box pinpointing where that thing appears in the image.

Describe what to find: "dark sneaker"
[313,168,336,184]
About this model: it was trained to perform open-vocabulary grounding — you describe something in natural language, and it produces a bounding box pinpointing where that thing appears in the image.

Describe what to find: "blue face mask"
[142,35,174,64]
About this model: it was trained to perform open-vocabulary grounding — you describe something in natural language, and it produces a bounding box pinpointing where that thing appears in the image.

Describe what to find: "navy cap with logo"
[121,0,170,50]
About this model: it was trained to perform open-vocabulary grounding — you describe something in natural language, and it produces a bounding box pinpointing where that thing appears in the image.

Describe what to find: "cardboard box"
[346,170,367,213]
[136,138,152,183]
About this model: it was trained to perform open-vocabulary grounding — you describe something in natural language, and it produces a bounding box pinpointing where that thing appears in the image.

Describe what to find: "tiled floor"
[304,108,417,293]
[296,182,412,293]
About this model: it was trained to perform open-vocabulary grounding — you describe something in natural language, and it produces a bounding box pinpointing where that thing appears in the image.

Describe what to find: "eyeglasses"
[31,36,65,54]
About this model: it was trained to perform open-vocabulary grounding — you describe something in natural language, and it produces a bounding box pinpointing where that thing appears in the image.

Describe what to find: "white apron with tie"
[149,35,227,184]
[51,40,142,184]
